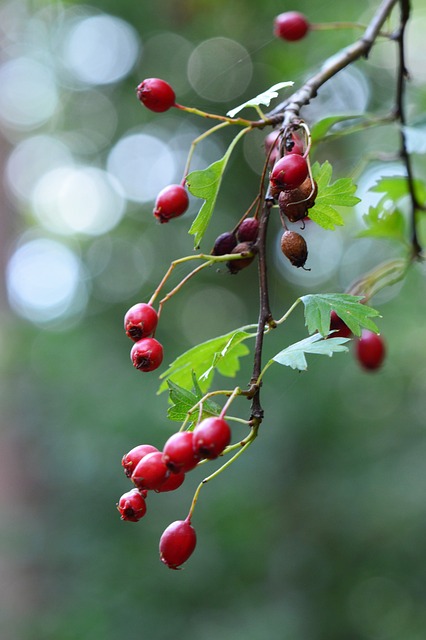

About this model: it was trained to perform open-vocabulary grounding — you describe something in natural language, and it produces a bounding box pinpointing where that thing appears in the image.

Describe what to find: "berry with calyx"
[136,78,176,112]
[280,230,308,268]
[124,303,158,342]
[132,451,169,490]
[227,242,256,274]
[122,444,159,478]
[193,416,231,459]
[212,231,237,256]
[285,132,304,155]
[330,311,352,339]
[159,519,197,570]
[270,154,309,195]
[153,184,189,223]
[130,337,163,372]
[356,330,386,371]
[237,217,259,243]
[155,469,185,493]
[117,488,147,522]
[278,178,318,223]
[274,12,310,42]
[162,431,200,473]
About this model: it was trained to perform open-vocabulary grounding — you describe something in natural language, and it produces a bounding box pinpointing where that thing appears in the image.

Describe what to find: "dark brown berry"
[226,242,256,274]
[280,231,308,268]
[278,178,318,223]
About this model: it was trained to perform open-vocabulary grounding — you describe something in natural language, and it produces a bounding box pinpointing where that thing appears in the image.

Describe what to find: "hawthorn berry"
[130,337,163,372]
[162,431,200,473]
[264,130,281,166]
[356,330,386,371]
[159,519,197,570]
[212,231,237,256]
[280,230,308,268]
[278,177,318,223]
[117,488,147,522]
[155,469,185,493]
[237,217,259,243]
[227,241,256,274]
[330,310,352,339]
[136,78,176,112]
[122,444,159,478]
[124,303,158,342]
[132,451,169,490]
[270,154,309,194]
[193,416,231,459]
[285,132,304,155]
[274,11,310,42]
[153,184,189,223]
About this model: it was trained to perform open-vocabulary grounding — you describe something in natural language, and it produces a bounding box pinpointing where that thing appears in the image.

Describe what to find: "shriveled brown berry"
[226,241,256,274]
[278,178,318,223]
[280,231,308,268]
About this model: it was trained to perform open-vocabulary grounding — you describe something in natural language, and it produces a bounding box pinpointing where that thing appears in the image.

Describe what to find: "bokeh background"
[2,1,426,638]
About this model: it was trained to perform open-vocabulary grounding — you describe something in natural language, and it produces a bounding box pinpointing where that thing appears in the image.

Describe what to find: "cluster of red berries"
[117,416,232,569]
[125,302,163,372]
[330,311,386,370]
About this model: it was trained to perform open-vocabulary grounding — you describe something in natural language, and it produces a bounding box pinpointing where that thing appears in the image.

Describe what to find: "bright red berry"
[136,78,176,112]
[153,184,189,223]
[274,12,310,42]
[122,444,159,478]
[356,330,386,371]
[212,231,237,256]
[162,431,200,473]
[124,303,158,342]
[117,488,147,522]
[270,154,309,192]
[159,519,197,570]
[132,451,169,490]
[155,469,185,493]
[237,218,259,243]
[330,310,352,339]
[193,416,231,460]
[130,337,163,372]
[285,132,304,155]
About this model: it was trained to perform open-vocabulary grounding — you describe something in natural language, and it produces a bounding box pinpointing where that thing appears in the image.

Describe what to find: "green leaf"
[158,328,253,394]
[226,81,294,118]
[308,161,360,230]
[359,204,407,243]
[273,333,350,371]
[301,293,380,337]
[310,114,362,143]
[167,374,221,424]
[370,175,426,204]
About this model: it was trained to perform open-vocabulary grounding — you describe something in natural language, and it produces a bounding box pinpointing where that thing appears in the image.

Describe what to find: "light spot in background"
[143,33,193,94]
[107,132,176,203]
[0,57,58,130]
[187,37,252,102]
[6,238,85,323]
[62,14,140,85]
[32,166,126,236]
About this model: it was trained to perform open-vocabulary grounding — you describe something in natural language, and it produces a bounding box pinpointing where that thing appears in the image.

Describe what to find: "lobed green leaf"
[226,81,294,118]
[167,374,221,424]
[273,333,350,371]
[359,204,407,243]
[301,293,380,338]
[308,161,360,230]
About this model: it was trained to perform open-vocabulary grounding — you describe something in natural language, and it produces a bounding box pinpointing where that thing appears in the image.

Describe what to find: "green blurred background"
[2,0,426,638]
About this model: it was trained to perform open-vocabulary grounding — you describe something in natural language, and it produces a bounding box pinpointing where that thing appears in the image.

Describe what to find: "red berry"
[212,231,237,256]
[153,184,189,223]
[274,12,310,42]
[122,444,159,478]
[356,330,386,371]
[159,519,197,570]
[132,451,169,490]
[124,303,158,342]
[117,488,147,522]
[330,311,352,339]
[193,417,231,460]
[285,132,304,155]
[136,78,176,112]
[237,218,259,243]
[130,337,163,372]
[270,154,309,192]
[155,469,185,493]
[162,431,200,473]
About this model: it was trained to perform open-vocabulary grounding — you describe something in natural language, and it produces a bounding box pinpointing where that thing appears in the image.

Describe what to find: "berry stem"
[219,386,243,419]
[310,21,392,37]
[182,121,231,183]
[174,103,270,128]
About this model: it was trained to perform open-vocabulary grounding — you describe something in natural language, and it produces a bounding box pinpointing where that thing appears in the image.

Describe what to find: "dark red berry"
[162,431,200,473]
[132,451,169,490]
[155,469,185,493]
[212,231,237,256]
[274,12,310,42]
[280,230,308,268]
[264,130,281,166]
[193,416,231,460]
[130,337,163,372]
[237,217,259,243]
[270,154,309,194]
[122,444,159,477]
[117,488,147,522]
[356,330,386,371]
[330,311,352,339]
[159,519,197,570]
[285,132,304,155]
[153,184,189,223]
[136,78,176,112]
[226,241,256,274]
[124,303,158,342]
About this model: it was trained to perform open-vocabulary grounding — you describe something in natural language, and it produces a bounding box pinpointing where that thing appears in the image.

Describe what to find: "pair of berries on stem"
[118,416,232,569]
[125,302,163,372]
